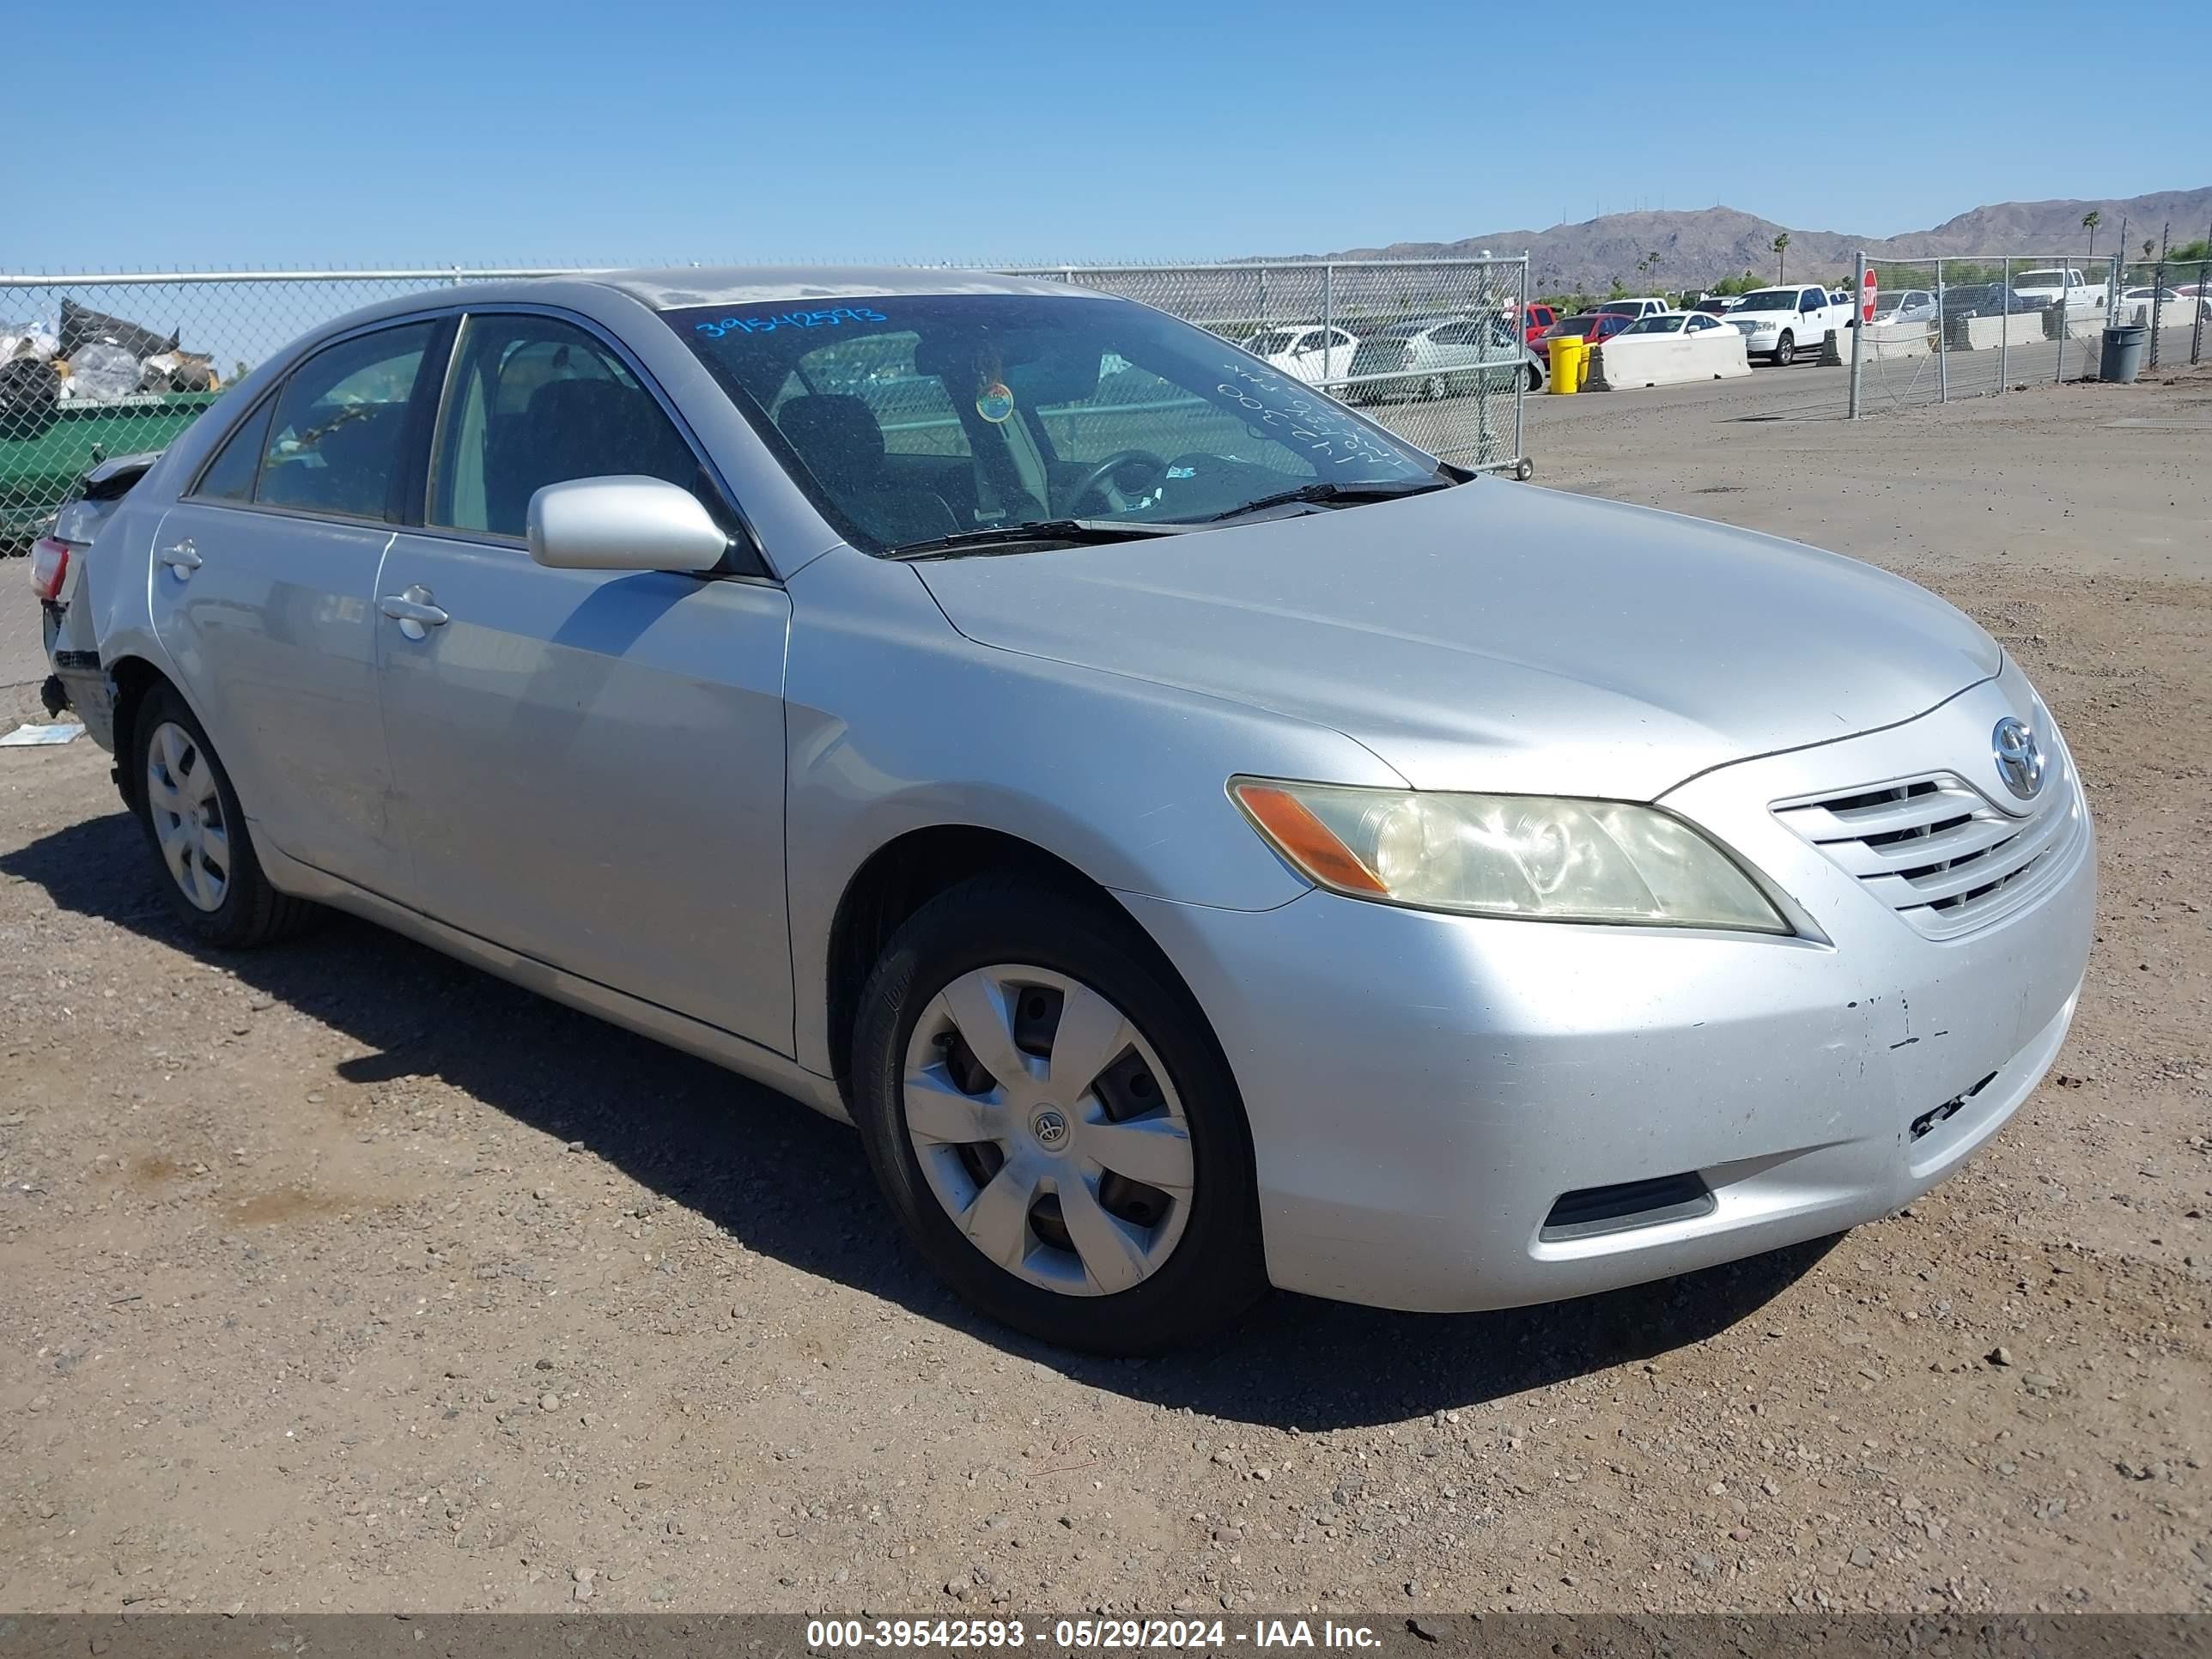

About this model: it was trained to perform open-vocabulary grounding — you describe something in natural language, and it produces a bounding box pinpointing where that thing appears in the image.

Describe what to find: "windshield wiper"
[884,519,1193,560]
[1188,477,1455,525]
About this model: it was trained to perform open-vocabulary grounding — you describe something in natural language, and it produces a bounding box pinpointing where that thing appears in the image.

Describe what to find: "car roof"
[598,264,1090,309]
[270,265,1128,358]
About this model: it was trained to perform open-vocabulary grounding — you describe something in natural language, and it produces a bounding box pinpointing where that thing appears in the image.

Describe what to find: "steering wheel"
[1063,448,1167,514]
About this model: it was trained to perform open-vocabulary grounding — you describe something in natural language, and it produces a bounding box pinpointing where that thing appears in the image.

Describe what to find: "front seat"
[488,378,696,537]
[775,394,959,548]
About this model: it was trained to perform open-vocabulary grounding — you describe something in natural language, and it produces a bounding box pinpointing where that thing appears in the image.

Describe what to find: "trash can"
[1548,335,1583,394]
[2099,324,2148,384]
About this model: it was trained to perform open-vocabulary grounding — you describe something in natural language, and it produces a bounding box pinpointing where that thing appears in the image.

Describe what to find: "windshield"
[670,295,1437,555]
[1592,301,1643,317]
[1620,314,1686,334]
[1548,316,1603,336]
[1246,330,1297,356]
[2016,270,2067,287]
[1732,289,1796,313]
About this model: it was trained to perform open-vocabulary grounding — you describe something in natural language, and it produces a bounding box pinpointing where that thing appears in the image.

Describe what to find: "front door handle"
[379,585,449,641]
[158,539,201,576]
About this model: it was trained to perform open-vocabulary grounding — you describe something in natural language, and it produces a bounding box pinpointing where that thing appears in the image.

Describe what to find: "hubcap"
[902,964,1194,1297]
[144,721,229,912]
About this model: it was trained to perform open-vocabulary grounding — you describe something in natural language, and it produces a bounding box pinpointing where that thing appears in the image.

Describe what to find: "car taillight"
[29,537,71,603]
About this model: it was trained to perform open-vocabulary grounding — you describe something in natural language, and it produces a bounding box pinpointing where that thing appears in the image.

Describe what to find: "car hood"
[914,482,1999,800]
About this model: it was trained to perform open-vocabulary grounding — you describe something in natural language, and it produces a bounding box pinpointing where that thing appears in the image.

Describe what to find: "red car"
[1515,303,1559,345]
[1534,311,1634,359]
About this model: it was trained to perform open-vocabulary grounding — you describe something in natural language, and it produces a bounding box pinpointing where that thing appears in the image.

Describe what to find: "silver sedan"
[42,268,2094,1352]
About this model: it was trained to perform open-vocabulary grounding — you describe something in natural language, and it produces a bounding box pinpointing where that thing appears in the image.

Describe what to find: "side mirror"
[526,476,730,574]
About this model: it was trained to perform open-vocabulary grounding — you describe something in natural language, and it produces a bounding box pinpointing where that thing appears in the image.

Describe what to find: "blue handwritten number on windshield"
[695,307,888,340]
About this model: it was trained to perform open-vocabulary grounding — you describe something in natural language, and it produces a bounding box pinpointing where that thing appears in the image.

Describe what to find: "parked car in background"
[1690,296,1743,316]
[1727,285,1854,364]
[1515,303,1559,345]
[1243,325,1360,390]
[1589,312,1750,385]
[2011,268,2101,310]
[1591,297,1670,322]
[2119,286,2212,322]
[1345,316,1547,400]
[36,264,2094,1354]
[1866,289,1937,327]
[1936,283,2040,321]
[1535,312,1636,361]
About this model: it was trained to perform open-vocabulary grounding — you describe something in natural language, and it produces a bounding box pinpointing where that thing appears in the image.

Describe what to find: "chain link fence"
[0,258,1529,547]
[1846,250,2208,417]
[2113,255,2212,373]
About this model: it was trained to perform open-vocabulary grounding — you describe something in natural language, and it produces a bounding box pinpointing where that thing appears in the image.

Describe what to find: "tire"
[130,683,318,949]
[1421,374,1449,401]
[850,875,1267,1353]
[1514,457,1535,482]
[1773,331,1796,366]
[1524,362,1542,392]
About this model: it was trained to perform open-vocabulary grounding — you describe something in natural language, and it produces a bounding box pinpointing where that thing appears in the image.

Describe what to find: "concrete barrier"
[2039,301,2111,341]
[1954,313,2045,351]
[1858,320,1934,359]
[1589,327,1751,390]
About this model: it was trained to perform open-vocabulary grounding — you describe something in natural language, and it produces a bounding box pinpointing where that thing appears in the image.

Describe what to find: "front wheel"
[850,876,1266,1352]
[1772,331,1796,366]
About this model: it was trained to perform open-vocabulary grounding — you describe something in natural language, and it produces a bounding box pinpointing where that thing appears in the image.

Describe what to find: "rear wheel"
[131,684,316,948]
[1773,331,1796,366]
[850,876,1266,1352]
[1421,373,1449,400]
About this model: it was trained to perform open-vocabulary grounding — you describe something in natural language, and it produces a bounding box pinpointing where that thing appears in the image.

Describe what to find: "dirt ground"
[2,369,2208,1618]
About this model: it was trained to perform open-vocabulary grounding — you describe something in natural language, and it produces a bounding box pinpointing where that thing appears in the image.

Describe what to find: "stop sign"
[1862,268,1879,323]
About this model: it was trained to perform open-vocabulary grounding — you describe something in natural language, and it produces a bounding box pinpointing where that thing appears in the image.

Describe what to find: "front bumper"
[1123,667,2094,1313]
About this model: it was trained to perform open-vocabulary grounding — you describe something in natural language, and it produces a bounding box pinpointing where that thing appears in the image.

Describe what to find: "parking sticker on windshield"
[976,380,1015,423]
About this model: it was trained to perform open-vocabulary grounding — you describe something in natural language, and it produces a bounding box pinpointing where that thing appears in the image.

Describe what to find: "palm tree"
[2081,210,2100,260]
[1771,232,1790,283]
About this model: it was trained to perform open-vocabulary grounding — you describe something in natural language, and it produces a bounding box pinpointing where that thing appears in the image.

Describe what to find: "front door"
[372,310,795,1053]
[148,319,439,891]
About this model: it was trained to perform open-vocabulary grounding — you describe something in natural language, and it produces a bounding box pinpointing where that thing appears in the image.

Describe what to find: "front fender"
[781,547,1402,1074]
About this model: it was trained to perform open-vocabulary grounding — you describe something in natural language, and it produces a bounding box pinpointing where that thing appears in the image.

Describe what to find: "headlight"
[1231,779,1790,933]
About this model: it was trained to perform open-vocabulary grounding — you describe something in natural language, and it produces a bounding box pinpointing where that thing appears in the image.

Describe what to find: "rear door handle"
[158,539,201,575]
[379,586,449,641]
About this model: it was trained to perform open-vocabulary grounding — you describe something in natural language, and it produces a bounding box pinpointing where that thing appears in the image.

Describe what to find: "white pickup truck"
[2010,268,2104,312]
[1723,284,1856,365]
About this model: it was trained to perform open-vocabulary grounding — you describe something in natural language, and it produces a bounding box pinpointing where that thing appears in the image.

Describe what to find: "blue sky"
[17,0,2201,270]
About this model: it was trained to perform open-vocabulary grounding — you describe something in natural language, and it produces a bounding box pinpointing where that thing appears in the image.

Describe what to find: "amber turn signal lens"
[1231,782,1389,895]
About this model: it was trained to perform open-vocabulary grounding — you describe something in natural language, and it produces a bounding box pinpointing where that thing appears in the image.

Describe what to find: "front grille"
[1773,767,2082,940]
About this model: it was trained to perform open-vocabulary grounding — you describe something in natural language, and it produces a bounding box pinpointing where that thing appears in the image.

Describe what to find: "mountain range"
[1310,187,2212,294]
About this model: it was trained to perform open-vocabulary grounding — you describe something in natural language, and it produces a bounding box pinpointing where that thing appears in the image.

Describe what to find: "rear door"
[371,307,795,1052]
[147,317,443,891]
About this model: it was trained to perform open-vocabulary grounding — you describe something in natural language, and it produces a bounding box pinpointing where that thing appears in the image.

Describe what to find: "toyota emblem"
[1991,717,2045,801]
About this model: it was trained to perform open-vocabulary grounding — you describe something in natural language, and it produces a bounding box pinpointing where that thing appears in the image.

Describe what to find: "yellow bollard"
[1548,334,1583,394]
